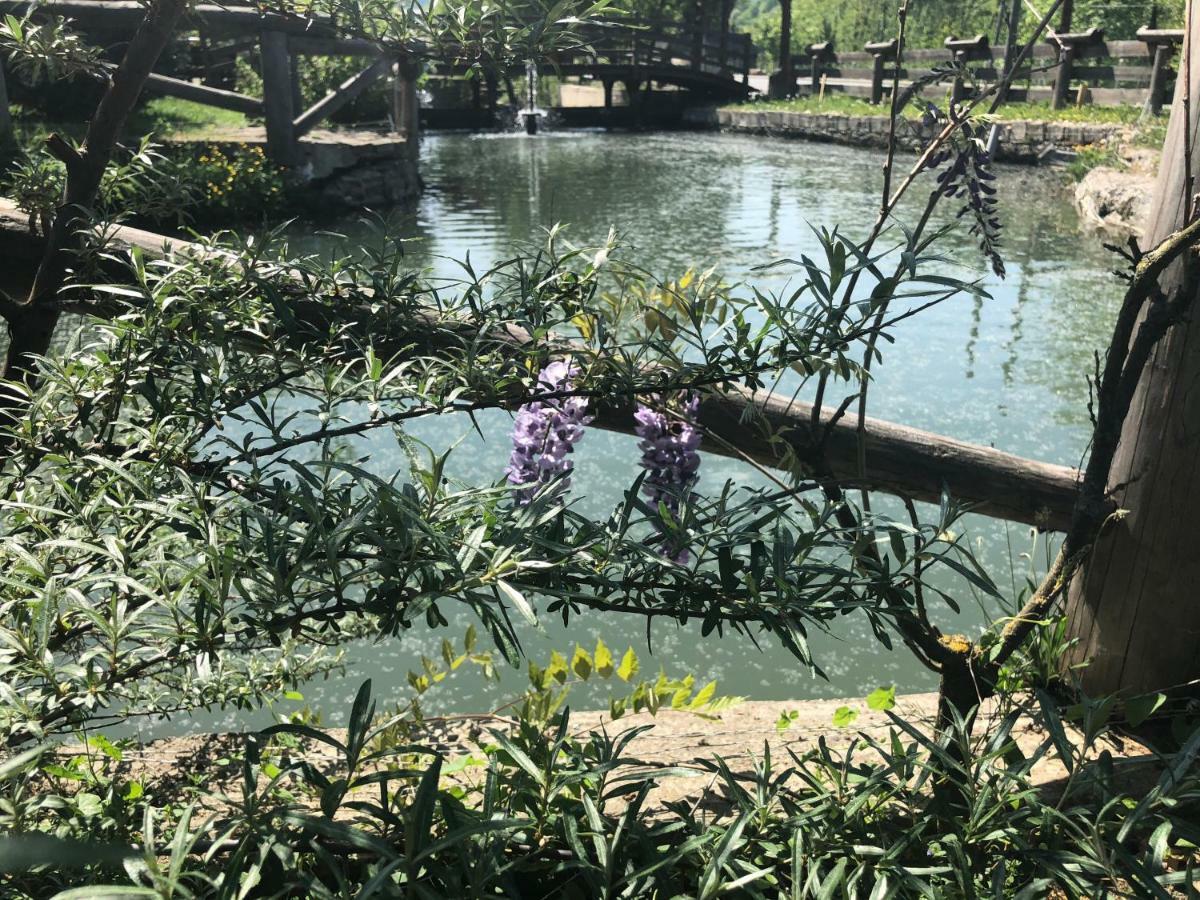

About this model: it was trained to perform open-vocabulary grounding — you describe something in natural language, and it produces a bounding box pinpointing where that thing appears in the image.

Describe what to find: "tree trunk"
[1062,3,1200,697]
[2,0,187,397]
[768,0,792,99]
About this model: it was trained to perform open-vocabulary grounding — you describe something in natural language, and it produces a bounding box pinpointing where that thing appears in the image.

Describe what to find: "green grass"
[4,97,248,152]
[726,93,1160,127]
[127,97,249,136]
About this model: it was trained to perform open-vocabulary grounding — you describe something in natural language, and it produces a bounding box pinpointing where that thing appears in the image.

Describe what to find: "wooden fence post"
[1148,42,1173,114]
[808,41,830,94]
[1051,43,1076,110]
[259,30,299,167]
[865,39,897,105]
[1062,6,1200,697]
[944,35,987,106]
[1140,28,1186,116]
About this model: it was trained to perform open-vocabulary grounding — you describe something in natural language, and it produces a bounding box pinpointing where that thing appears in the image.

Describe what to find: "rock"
[1074,165,1154,236]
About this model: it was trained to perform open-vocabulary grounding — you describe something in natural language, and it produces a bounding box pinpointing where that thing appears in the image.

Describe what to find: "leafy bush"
[2,138,287,229]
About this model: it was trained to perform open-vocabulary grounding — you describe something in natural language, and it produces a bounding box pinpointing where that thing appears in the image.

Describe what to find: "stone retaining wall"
[169,127,421,214]
[684,107,1121,164]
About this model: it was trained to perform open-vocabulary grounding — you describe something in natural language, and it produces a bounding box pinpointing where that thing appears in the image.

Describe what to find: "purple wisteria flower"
[634,393,702,563]
[505,361,591,504]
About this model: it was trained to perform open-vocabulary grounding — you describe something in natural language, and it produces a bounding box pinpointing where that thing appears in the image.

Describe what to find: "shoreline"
[683,105,1123,165]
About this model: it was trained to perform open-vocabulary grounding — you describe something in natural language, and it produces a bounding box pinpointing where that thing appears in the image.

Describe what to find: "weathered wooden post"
[288,49,303,122]
[259,30,299,167]
[1052,28,1101,111]
[392,58,419,161]
[1062,5,1200,697]
[0,58,11,146]
[944,34,987,106]
[998,0,1022,103]
[1050,43,1075,110]
[808,41,831,95]
[717,0,733,72]
[602,78,614,108]
[1140,27,1185,116]
[768,0,793,99]
[865,38,897,105]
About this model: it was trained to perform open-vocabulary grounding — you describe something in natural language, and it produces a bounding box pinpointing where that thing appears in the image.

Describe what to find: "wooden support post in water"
[602,78,614,108]
[393,59,419,160]
[259,30,299,167]
[1063,6,1200,696]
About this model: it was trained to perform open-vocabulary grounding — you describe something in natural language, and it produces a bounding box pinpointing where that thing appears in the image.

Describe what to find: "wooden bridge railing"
[433,18,755,91]
[782,27,1184,112]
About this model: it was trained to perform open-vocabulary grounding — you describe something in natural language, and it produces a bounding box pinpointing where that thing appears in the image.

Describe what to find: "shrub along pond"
[145,129,1127,739]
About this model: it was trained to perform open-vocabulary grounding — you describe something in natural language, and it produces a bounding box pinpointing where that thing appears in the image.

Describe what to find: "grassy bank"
[728,93,1160,126]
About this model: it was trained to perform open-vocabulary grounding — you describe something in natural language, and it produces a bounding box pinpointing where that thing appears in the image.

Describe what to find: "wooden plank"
[141,71,264,115]
[292,54,392,137]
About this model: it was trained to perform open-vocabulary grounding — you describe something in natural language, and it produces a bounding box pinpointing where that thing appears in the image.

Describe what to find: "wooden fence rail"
[780,28,1185,111]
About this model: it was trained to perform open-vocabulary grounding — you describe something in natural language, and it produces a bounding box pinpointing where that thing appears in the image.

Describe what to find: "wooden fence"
[787,28,1185,112]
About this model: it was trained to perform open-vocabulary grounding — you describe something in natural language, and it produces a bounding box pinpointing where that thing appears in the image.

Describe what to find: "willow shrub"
[0,209,1196,895]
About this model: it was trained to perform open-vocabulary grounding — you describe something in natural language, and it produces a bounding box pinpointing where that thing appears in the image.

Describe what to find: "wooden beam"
[288,34,399,58]
[0,0,339,39]
[0,198,1079,531]
[141,71,263,115]
[293,54,392,138]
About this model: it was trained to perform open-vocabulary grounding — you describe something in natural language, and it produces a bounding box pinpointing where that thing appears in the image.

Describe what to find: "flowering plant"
[505,360,591,504]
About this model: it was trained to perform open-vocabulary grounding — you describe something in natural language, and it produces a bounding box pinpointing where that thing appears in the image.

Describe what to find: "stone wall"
[171,127,421,214]
[297,130,421,211]
[683,107,1122,164]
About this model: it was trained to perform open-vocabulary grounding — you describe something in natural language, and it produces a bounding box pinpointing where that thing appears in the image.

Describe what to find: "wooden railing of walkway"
[432,19,755,100]
[780,28,1185,113]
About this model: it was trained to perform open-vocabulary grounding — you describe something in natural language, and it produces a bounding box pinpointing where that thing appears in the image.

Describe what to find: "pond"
[142,129,1125,737]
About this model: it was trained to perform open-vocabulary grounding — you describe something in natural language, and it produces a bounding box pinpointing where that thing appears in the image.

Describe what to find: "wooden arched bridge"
[0,1,753,167]
[432,20,755,104]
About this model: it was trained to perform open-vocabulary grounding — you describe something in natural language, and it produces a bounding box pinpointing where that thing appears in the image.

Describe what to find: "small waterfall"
[519,59,544,134]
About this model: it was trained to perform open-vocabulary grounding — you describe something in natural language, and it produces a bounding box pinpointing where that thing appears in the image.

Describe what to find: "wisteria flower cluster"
[505,361,591,504]
[928,121,1005,278]
[633,393,702,563]
[504,363,704,562]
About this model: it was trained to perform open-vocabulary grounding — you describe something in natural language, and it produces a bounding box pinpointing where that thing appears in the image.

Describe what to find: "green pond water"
[140,129,1125,737]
